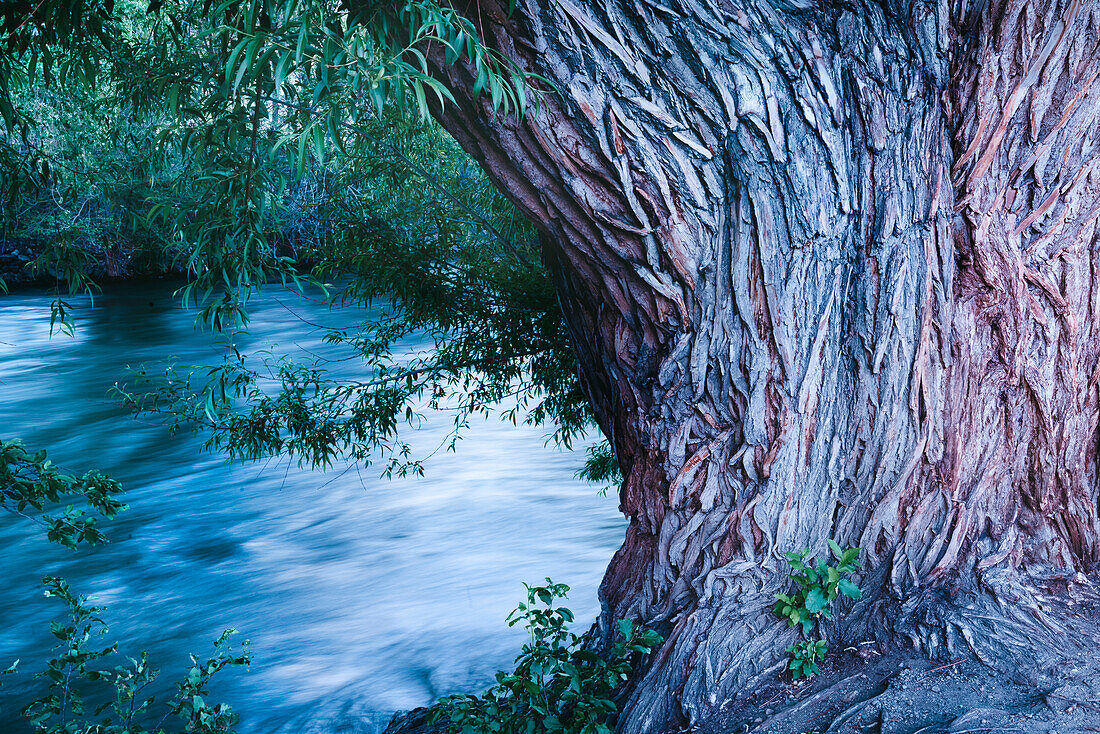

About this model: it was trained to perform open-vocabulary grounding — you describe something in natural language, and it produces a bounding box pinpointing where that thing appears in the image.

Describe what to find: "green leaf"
[312,124,324,164]
[513,71,527,118]
[473,64,488,96]
[838,579,862,599]
[804,588,827,614]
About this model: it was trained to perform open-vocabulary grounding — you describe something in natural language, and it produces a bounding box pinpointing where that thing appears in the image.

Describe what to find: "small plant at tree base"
[774,541,862,634]
[786,639,827,680]
[429,579,663,734]
[773,541,861,679]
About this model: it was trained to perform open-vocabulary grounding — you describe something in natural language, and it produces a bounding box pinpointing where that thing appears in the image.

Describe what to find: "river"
[0,280,625,733]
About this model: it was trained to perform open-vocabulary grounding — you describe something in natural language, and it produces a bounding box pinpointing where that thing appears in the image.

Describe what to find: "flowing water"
[0,280,625,733]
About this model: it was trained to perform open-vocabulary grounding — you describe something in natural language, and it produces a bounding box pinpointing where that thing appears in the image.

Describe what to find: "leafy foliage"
[773,542,861,679]
[0,1,186,330]
[785,639,827,681]
[1,0,620,482]
[20,578,251,734]
[0,444,249,732]
[0,438,127,548]
[0,1,630,730]
[773,542,861,635]
[112,112,609,478]
[112,0,542,332]
[1,0,543,316]
[429,580,662,734]
[576,443,621,496]
[0,0,114,161]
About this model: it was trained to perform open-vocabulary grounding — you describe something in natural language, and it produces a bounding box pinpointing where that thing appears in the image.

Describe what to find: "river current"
[0,280,625,733]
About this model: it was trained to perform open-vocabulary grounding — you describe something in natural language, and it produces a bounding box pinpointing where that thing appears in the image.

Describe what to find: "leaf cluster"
[773,542,861,635]
[0,0,114,130]
[784,639,827,681]
[17,577,251,734]
[773,542,861,680]
[430,580,662,734]
[0,445,249,731]
[118,0,543,331]
[0,439,127,548]
[2,0,543,322]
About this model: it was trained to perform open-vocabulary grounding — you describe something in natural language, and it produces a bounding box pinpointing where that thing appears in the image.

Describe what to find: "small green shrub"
[774,541,861,679]
[429,579,663,734]
[17,576,251,734]
[785,639,827,680]
[773,541,861,634]
[17,577,251,734]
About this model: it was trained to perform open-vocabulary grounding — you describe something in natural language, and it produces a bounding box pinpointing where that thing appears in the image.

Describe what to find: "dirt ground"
[697,645,1100,734]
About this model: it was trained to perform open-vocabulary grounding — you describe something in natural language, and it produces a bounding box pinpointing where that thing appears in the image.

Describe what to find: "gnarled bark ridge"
[427,0,1100,729]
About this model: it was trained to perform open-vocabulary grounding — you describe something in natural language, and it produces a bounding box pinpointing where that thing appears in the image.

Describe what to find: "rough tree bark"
[426,0,1100,729]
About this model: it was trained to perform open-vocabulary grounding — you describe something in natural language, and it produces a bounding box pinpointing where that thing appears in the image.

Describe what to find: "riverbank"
[0,239,46,288]
[0,237,183,290]
[378,589,1100,734]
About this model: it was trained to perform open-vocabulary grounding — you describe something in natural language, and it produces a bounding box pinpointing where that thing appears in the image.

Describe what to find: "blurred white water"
[0,281,624,733]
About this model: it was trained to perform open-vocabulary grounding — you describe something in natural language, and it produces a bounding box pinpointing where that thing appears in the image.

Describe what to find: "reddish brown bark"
[426,0,1100,729]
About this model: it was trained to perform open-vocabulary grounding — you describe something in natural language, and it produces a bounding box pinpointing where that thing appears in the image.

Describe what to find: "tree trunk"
[427,0,1100,729]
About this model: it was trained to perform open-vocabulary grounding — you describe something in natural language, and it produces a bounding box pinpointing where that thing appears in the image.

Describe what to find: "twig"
[919,658,966,677]
[1048,694,1100,713]
[760,686,789,707]
[0,0,49,45]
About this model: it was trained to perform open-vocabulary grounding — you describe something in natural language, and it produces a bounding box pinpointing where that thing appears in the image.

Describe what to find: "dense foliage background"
[0,0,619,481]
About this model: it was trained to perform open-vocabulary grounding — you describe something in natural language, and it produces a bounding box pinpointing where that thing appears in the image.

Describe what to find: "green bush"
[19,577,251,734]
[773,541,861,635]
[773,541,861,680]
[785,639,827,681]
[429,580,662,734]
